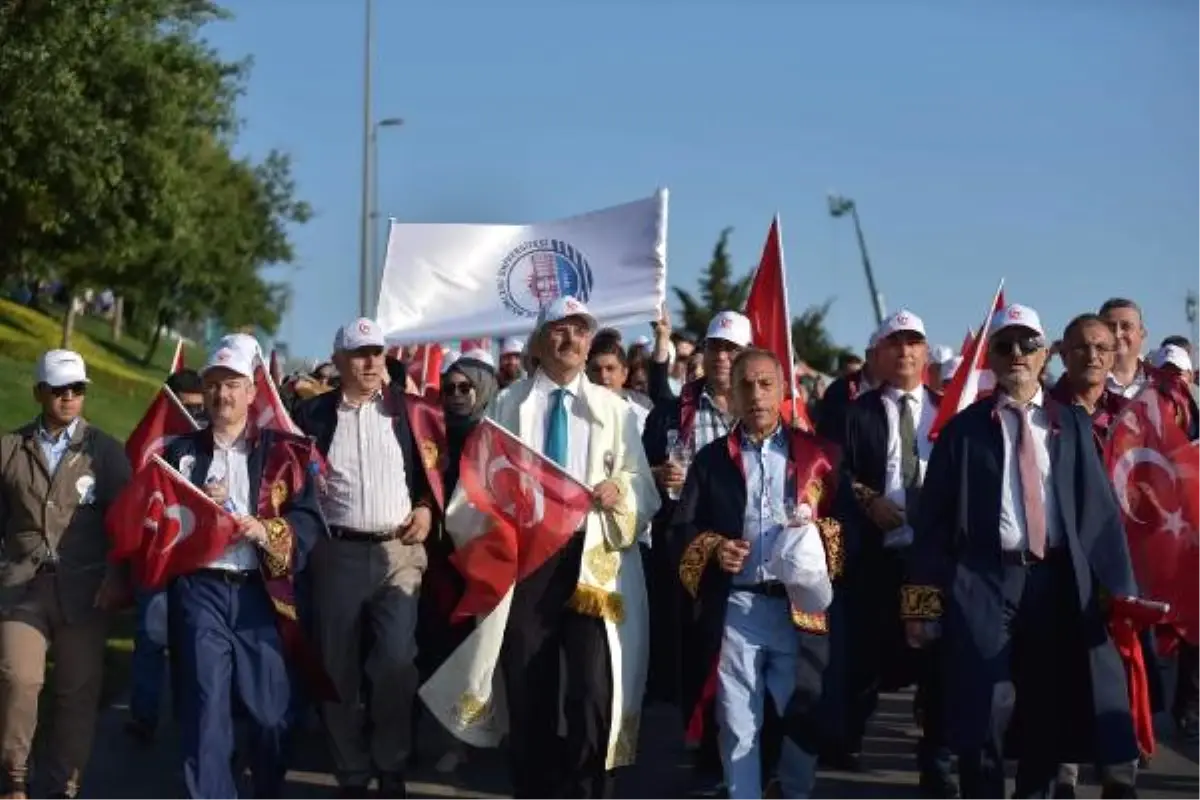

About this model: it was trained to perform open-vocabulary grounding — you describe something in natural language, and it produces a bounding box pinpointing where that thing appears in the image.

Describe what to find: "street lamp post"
[828,193,886,328]
[357,0,375,318]
[1187,291,1198,354]
[370,117,404,313]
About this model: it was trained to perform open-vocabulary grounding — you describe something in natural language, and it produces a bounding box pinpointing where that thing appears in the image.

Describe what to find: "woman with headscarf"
[414,349,499,772]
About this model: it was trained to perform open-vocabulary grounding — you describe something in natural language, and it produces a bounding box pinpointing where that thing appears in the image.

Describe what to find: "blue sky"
[206,0,1198,362]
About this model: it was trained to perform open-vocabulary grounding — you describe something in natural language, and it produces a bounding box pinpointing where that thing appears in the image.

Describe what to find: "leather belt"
[330,525,397,543]
[195,568,257,584]
[1000,546,1064,567]
[736,582,789,599]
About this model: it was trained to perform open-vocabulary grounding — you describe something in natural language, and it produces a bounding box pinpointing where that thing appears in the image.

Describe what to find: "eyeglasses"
[989,336,1045,357]
[50,383,87,398]
[443,381,473,396]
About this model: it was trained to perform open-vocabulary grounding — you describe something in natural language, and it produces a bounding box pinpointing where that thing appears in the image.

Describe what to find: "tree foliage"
[673,228,754,339]
[0,0,310,351]
[672,227,851,374]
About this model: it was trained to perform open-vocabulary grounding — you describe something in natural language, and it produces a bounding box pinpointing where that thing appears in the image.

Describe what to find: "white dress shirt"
[1106,360,1148,399]
[996,388,1061,552]
[203,433,259,572]
[526,370,591,485]
[880,385,936,509]
[322,392,412,532]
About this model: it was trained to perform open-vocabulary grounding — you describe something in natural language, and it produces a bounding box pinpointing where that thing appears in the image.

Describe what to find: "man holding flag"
[422,296,659,798]
[158,344,326,799]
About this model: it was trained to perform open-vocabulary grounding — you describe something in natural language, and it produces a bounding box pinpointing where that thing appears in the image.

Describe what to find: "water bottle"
[665,429,689,501]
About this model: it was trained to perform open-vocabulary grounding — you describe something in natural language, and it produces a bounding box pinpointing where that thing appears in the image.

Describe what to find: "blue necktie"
[544,388,569,467]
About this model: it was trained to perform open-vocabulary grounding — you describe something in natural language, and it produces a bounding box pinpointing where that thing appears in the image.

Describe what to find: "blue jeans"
[130,589,168,726]
[717,591,817,799]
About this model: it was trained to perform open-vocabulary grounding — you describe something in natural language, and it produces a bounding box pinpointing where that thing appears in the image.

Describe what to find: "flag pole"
[773,214,803,427]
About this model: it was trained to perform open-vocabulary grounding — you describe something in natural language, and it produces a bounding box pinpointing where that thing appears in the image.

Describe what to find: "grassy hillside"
[0,299,179,437]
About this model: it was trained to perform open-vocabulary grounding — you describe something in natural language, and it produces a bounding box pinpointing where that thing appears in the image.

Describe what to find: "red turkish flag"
[449,419,594,621]
[406,344,445,395]
[252,361,301,436]
[126,386,200,470]
[929,282,1006,442]
[1106,385,1200,644]
[106,456,240,590]
[459,337,492,353]
[744,215,813,432]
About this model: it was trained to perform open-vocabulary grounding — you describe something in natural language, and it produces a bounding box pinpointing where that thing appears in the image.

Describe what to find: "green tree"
[791,300,853,375]
[672,228,754,339]
[673,228,851,374]
[0,0,308,349]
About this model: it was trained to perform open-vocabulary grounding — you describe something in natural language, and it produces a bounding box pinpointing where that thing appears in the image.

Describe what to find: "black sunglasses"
[989,336,1045,357]
[443,381,474,396]
[49,383,87,398]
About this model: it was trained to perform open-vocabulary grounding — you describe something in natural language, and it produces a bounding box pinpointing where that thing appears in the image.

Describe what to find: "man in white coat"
[420,296,660,798]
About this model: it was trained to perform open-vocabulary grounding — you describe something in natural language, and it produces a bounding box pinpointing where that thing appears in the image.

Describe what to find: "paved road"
[68,689,1198,798]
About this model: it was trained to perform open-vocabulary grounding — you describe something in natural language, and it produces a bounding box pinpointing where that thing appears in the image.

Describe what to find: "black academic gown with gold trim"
[670,423,846,753]
[901,396,1139,765]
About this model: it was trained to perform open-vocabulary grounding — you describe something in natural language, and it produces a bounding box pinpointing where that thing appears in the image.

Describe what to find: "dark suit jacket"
[292,383,435,516]
[904,395,1138,763]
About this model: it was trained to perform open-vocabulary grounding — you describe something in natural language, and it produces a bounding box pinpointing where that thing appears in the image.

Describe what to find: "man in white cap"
[835,308,953,793]
[641,307,752,784]
[497,337,526,389]
[0,350,131,799]
[903,303,1140,798]
[291,317,442,797]
[671,347,844,799]
[424,296,659,798]
[159,344,326,799]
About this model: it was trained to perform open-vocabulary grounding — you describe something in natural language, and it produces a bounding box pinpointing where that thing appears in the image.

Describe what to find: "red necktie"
[1010,404,1046,558]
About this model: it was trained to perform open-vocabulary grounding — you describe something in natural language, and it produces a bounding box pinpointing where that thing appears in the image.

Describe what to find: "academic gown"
[670,425,847,754]
[840,387,941,695]
[902,396,1140,766]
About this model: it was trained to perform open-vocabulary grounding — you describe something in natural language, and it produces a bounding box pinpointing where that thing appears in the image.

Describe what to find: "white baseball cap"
[218,332,263,362]
[458,348,497,369]
[706,310,752,348]
[1152,344,1193,373]
[767,524,833,615]
[37,349,89,387]
[535,296,597,333]
[439,350,461,375]
[633,335,651,348]
[989,304,1045,338]
[930,344,955,365]
[334,317,387,352]
[202,346,254,379]
[940,355,964,383]
[500,337,525,356]
[876,309,927,341]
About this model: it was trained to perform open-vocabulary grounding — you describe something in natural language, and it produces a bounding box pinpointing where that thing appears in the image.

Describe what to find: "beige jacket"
[0,418,131,623]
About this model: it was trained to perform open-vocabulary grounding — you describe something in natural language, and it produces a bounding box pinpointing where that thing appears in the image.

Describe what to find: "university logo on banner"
[497,239,594,318]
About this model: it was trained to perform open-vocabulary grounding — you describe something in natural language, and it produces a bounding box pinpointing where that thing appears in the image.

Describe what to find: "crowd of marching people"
[0,291,1197,800]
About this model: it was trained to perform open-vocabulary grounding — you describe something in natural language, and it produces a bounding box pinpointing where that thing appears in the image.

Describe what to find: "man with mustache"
[425,296,659,798]
[902,303,1139,799]
[671,348,843,799]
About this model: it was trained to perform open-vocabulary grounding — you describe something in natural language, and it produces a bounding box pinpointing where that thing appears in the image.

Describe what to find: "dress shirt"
[203,432,259,572]
[880,385,935,509]
[733,425,790,587]
[526,370,591,485]
[322,391,412,532]
[1106,361,1148,399]
[996,389,1061,552]
[37,417,79,475]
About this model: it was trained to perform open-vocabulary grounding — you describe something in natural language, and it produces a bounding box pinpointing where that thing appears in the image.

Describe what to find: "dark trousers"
[500,534,613,799]
[1173,640,1199,723]
[170,571,294,799]
[959,550,1077,799]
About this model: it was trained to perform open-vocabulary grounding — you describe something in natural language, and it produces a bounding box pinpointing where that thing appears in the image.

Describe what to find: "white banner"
[376,190,668,344]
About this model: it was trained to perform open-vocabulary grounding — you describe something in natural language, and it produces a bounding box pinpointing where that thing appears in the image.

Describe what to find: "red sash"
[254,434,338,702]
[391,392,448,511]
[725,422,840,633]
[677,378,705,447]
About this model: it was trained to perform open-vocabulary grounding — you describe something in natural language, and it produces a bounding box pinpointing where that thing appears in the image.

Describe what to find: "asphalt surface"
[64,686,1199,798]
